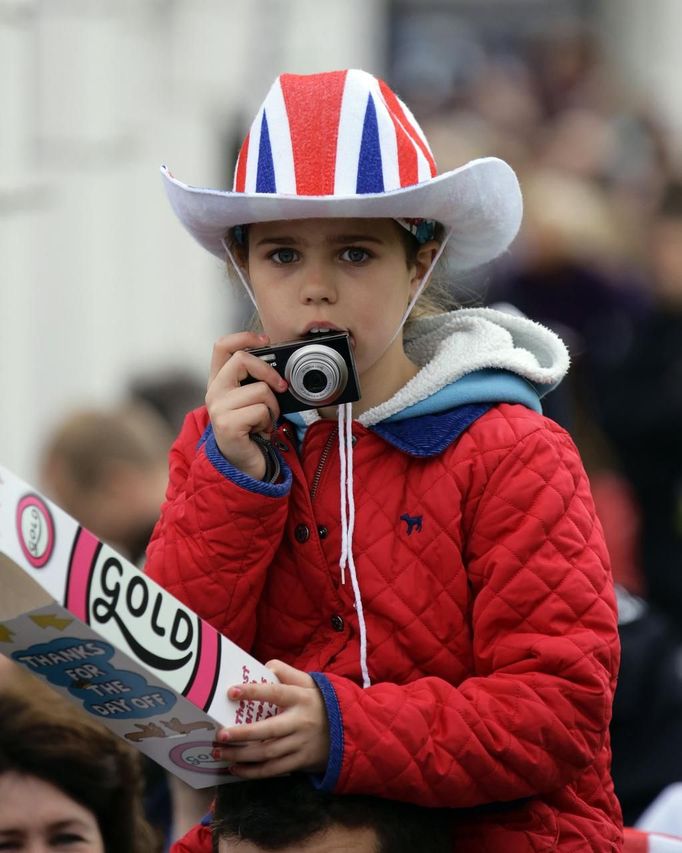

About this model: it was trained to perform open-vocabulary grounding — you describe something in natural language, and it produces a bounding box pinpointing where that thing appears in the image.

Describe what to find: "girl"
[148,69,623,850]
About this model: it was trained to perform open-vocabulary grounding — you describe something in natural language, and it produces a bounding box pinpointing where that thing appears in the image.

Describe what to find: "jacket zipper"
[310,427,338,500]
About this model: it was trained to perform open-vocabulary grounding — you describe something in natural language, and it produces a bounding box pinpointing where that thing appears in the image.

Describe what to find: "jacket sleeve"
[145,408,291,649]
[312,422,621,807]
[170,821,212,853]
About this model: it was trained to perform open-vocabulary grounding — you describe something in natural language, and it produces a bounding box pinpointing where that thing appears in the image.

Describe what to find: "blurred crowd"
[2,20,682,850]
[417,24,682,606]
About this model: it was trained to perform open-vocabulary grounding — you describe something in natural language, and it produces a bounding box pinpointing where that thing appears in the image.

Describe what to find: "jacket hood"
[359,307,570,426]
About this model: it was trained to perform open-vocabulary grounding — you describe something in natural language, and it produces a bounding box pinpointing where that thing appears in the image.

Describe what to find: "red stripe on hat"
[379,80,437,179]
[234,131,250,192]
[280,71,347,196]
[387,106,418,187]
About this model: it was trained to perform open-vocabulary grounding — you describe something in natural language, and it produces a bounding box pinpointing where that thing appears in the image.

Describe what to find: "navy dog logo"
[400,513,423,535]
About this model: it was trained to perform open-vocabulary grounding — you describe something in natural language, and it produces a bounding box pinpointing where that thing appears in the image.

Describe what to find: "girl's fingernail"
[212,748,221,760]
[279,379,288,391]
[230,687,242,699]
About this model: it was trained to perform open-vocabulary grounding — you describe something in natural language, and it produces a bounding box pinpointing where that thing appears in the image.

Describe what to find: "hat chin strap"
[222,237,259,309]
[388,225,453,352]
[221,227,453,691]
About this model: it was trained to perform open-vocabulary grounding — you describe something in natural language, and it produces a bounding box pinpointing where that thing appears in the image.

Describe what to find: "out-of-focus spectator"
[610,586,682,825]
[484,168,649,429]
[129,370,205,437]
[591,468,644,596]
[39,404,174,566]
[600,181,682,631]
[0,683,162,852]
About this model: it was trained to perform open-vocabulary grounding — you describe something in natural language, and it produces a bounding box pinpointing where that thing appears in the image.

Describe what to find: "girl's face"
[0,772,105,852]
[245,218,437,411]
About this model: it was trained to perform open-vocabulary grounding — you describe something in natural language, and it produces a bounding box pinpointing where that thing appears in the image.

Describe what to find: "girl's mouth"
[303,324,344,336]
[300,326,356,350]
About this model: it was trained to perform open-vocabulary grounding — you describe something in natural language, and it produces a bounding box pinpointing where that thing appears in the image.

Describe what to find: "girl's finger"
[228,747,303,780]
[211,381,281,424]
[208,332,269,384]
[215,733,302,765]
[265,660,315,688]
[227,681,304,711]
[212,402,278,443]
[212,349,288,395]
[218,707,297,745]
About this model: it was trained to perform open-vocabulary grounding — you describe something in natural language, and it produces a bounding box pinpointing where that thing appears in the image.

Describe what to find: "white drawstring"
[338,402,370,688]
[338,405,349,586]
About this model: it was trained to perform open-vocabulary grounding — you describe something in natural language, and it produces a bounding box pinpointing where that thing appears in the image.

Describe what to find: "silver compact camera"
[242,332,361,414]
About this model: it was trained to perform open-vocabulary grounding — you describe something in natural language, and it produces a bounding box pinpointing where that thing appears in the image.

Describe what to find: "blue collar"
[286,369,541,455]
[369,403,491,457]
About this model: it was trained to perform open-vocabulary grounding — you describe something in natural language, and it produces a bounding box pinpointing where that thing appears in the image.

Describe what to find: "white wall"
[599,0,682,162]
[0,0,386,480]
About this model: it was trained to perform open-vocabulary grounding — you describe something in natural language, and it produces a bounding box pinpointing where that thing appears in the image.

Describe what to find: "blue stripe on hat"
[356,94,384,194]
[256,111,276,193]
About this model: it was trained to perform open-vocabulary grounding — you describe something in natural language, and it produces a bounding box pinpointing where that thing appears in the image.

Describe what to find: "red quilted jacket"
[148,401,623,851]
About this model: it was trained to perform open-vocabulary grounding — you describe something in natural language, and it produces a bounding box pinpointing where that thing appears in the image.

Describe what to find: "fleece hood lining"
[299,307,570,429]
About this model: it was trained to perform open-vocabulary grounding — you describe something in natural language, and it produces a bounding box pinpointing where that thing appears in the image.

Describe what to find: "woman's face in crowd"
[0,772,105,852]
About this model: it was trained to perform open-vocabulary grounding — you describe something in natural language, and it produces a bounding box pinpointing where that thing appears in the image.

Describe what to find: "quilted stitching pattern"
[146,409,290,648]
[146,404,622,851]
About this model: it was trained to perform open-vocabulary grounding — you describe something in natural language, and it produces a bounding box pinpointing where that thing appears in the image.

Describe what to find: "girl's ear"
[409,240,441,297]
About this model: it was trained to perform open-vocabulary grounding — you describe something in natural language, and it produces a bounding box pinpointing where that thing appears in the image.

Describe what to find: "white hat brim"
[160,156,522,272]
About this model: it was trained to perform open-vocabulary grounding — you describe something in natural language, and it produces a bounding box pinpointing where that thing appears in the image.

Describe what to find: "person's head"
[128,370,206,436]
[39,404,173,563]
[649,180,682,308]
[212,775,453,853]
[161,68,523,364]
[0,690,160,853]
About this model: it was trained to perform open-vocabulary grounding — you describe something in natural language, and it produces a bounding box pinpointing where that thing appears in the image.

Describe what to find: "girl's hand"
[213,660,330,778]
[205,332,288,479]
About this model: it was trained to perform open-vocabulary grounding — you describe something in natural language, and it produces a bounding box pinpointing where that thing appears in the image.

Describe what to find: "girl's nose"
[299,265,337,304]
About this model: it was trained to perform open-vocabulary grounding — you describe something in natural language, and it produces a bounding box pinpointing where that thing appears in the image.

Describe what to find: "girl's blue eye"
[270,248,298,264]
[341,247,370,263]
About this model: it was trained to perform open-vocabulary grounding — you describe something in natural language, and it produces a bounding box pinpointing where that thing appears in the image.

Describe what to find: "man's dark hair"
[657,180,682,220]
[212,774,453,852]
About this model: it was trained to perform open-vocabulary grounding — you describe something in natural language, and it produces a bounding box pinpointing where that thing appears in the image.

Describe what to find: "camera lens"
[285,344,348,406]
[302,369,328,394]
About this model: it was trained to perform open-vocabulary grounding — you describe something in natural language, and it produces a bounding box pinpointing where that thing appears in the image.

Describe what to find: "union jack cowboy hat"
[161,69,523,271]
